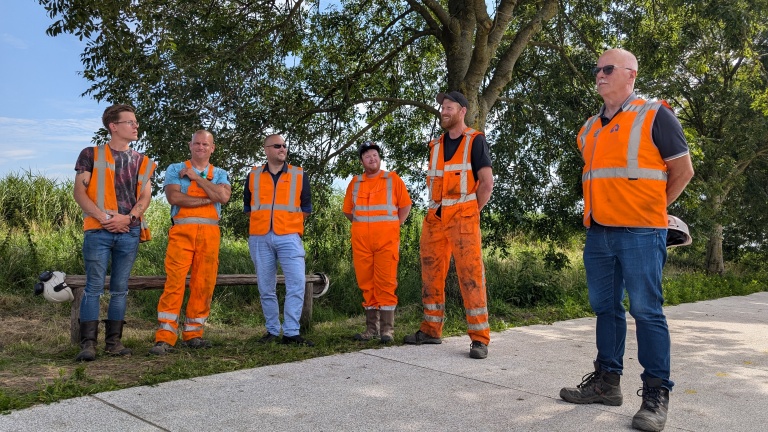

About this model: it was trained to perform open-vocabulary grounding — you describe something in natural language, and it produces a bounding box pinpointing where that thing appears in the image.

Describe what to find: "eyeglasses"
[113,120,139,127]
[266,144,287,149]
[592,65,634,76]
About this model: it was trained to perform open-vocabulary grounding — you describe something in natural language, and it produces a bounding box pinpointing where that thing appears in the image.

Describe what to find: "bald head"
[600,48,638,72]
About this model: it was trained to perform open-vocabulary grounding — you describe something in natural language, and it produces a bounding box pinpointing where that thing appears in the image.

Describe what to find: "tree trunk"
[705,223,725,275]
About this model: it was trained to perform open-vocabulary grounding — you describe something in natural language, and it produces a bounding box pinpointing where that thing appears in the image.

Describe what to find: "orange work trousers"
[352,222,400,309]
[419,204,489,345]
[155,223,220,345]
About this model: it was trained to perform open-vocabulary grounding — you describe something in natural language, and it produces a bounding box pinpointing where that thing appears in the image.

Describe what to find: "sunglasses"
[592,65,634,76]
[266,144,287,149]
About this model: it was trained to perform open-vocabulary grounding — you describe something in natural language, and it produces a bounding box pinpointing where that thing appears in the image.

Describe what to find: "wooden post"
[66,273,329,344]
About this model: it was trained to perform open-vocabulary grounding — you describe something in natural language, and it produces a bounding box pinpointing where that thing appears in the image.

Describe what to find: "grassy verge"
[1,172,766,412]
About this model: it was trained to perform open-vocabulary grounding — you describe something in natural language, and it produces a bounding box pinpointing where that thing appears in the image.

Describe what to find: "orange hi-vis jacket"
[426,128,483,216]
[82,145,156,241]
[578,98,670,229]
[248,164,305,236]
[348,171,400,226]
[172,161,219,226]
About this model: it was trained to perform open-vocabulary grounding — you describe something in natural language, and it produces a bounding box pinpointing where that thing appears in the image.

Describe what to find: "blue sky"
[0,1,107,182]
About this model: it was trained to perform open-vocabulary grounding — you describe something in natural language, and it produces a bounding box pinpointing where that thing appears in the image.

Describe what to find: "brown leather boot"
[104,320,132,356]
[353,309,379,341]
[379,309,395,343]
[75,320,98,362]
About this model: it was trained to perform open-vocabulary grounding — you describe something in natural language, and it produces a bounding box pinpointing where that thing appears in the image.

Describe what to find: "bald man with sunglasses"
[244,134,314,347]
[560,48,694,432]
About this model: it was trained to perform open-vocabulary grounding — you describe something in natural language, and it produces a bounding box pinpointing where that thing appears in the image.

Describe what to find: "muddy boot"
[353,309,379,341]
[379,309,395,343]
[103,320,132,356]
[75,320,99,362]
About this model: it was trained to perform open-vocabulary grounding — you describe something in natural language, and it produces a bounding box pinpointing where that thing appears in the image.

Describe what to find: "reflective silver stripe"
[440,194,477,206]
[93,146,115,211]
[427,138,441,204]
[185,317,207,324]
[173,217,219,225]
[424,314,445,323]
[380,305,396,311]
[158,312,178,321]
[355,204,398,211]
[158,322,176,332]
[286,165,302,213]
[428,200,440,209]
[444,163,472,171]
[137,157,154,194]
[467,322,490,330]
[424,303,445,311]
[183,324,202,331]
[578,116,601,152]
[363,306,378,311]
[353,215,399,222]
[627,102,662,179]
[466,307,487,316]
[582,168,667,182]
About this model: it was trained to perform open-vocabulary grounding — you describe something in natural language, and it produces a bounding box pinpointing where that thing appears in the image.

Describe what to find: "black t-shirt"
[441,132,493,181]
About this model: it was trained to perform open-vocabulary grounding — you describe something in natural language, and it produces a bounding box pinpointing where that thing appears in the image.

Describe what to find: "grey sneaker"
[560,361,623,406]
[403,330,442,345]
[182,338,212,349]
[149,342,174,356]
[469,341,488,359]
[632,379,669,431]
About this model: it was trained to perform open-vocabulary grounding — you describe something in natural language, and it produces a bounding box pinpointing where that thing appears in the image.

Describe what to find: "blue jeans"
[584,224,673,390]
[248,232,306,337]
[80,227,141,322]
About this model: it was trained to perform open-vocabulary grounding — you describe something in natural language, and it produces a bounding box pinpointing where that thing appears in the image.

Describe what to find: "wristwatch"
[129,213,138,223]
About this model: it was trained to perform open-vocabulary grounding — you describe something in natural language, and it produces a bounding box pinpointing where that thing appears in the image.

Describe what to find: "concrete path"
[2,292,767,431]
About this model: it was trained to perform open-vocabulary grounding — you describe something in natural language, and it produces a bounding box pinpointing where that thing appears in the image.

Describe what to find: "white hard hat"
[667,215,692,247]
[33,271,74,303]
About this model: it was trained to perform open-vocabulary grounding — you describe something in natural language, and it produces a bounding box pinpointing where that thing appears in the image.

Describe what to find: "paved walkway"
[2,292,767,431]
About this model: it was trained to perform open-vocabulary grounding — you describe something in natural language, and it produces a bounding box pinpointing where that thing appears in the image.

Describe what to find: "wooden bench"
[65,273,330,344]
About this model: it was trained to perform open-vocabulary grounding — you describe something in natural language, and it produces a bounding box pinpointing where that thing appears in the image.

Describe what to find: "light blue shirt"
[163,162,230,218]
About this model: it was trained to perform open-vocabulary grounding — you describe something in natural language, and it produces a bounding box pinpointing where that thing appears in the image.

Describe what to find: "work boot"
[379,309,395,343]
[103,320,132,356]
[149,341,174,356]
[281,335,315,347]
[469,340,488,359]
[75,320,99,362]
[353,309,380,341]
[560,361,623,406]
[403,330,441,345]
[631,378,669,431]
[183,337,212,349]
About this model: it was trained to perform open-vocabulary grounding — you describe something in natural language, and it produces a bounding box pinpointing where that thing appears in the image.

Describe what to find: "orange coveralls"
[155,162,221,345]
[343,171,412,311]
[420,128,490,345]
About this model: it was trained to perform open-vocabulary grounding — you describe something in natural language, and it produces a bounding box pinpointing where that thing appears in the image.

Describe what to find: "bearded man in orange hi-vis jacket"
[343,142,412,343]
[403,91,494,360]
[149,130,231,355]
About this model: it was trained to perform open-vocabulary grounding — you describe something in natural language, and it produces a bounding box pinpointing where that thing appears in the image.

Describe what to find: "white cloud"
[0,116,102,181]
[1,33,28,50]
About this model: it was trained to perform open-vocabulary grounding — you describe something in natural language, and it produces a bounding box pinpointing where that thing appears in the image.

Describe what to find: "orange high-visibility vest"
[349,171,400,225]
[248,164,305,236]
[83,145,156,241]
[578,98,669,228]
[426,128,482,210]
[172,161,219,225]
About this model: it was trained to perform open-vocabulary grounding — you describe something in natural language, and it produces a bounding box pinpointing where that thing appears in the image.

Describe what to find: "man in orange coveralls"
[403,91,494,359]
[343,142,412,343]
[149,130,231,355]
